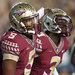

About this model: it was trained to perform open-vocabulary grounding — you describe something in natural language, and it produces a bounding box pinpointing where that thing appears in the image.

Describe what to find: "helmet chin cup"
[50,25,61,33]
[28,30,35,34]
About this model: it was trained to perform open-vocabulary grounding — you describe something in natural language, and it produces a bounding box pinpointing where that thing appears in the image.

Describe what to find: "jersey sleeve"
[1,32,20,56]
[3,52,19,62]
[36,32,48,53]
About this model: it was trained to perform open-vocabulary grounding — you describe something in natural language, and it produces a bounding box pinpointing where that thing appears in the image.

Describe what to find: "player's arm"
[2,60,16,75]
[0,32,20,75]
[2,52,19,75]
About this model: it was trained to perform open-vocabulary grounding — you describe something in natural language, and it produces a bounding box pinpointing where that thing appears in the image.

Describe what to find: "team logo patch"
[48,50,52,52]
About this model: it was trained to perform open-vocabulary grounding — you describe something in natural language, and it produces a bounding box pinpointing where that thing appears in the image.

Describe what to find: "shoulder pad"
[1,32,20,55]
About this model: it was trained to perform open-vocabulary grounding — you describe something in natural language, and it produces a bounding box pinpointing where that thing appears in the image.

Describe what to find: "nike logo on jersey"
[35,54,39,58]
[48,50,52,52]
[26,47,30,50]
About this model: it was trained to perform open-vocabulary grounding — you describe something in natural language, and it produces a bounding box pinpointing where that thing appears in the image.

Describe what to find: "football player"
[30,8,73,75]
[0,2,39,75]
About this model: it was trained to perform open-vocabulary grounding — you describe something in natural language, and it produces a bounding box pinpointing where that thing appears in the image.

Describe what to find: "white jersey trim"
[3,52,19,62]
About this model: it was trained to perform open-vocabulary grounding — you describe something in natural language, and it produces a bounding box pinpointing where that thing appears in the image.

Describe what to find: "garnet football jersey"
[30,32,69,75]
[0,30,36,75]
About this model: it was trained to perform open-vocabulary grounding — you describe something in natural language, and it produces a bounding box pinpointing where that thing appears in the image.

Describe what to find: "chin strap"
[28,30,35,34]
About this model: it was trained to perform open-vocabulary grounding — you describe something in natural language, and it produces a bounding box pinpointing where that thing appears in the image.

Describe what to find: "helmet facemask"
[43,8,73,37]
[43,14,61,33]
[55,15,73,36]
[19,14,39,34]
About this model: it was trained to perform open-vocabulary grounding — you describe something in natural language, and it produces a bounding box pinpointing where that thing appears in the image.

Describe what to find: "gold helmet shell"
[9,2,39,34]
[43,8,73,36]
[43,8,67,34]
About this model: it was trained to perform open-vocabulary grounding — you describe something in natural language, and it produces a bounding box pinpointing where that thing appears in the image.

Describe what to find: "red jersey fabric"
[0,31,36,75]
[30,32,69,75]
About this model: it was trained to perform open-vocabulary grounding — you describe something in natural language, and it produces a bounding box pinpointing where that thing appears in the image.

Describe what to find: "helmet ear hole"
[14,23,17,26]
[19,6,22,8]
[47,22,50,26]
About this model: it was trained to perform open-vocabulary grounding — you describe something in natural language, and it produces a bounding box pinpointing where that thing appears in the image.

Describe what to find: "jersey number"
[24,49,35,75]
[8,32,17,39]
[43,56,60,75]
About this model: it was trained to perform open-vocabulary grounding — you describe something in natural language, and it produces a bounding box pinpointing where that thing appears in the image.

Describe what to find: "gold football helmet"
[9,2,39,34]
[43,8,73,36]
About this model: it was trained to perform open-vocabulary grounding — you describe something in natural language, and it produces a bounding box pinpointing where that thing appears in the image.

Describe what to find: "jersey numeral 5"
[8,32,17,39]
